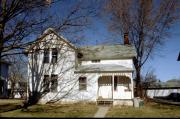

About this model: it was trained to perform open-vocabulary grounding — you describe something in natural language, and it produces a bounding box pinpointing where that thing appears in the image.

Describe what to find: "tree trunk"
[135,67,143,98]
[133,57,143,98]
[23,91,41,109]
[0,21,5,82]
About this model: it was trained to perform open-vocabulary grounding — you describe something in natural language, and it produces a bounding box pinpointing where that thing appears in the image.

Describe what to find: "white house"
[26,28,137,106]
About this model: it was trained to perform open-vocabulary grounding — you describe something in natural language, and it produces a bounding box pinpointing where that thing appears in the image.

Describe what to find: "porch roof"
[74,64,133,73]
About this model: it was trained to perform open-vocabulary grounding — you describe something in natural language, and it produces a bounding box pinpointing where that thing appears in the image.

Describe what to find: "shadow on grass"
[0,104,22,113]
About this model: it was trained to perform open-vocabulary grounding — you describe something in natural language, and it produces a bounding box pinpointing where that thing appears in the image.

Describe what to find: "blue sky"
[47,0,180,82]
[142,25,180,82]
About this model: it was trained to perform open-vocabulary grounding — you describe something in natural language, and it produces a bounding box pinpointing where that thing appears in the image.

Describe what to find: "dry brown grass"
[0,102,98,117]
[106,101,180,118]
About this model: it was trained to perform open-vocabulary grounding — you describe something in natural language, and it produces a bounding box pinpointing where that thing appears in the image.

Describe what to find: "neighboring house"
[9,80,27,99]
[146,87,180,102]
[0,60,10,98]
[26,28,137,106]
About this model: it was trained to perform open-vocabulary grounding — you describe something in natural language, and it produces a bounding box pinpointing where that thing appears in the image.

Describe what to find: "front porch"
[96,74,134,106]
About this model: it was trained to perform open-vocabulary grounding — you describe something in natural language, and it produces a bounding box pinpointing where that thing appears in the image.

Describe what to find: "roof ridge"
[25,27,77,52]
[78,44,133,48]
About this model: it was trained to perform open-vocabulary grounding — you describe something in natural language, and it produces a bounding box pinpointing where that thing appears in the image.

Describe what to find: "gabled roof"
[25,28,76,53]
[77,44,137,61]
[74,64,133,73]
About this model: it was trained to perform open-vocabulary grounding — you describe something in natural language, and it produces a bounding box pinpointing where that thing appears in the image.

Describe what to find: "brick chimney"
[178,52,180,61]
[124,33,129,45]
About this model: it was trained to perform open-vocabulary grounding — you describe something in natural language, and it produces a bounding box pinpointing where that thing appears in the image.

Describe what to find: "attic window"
[91,60,100,63]
[77,53,83,59]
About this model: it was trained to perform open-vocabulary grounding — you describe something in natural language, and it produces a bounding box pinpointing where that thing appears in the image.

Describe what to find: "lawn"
[106,101,180,118]
[0,102,98,118]
[0,99,24,105]
[0,99,24,113]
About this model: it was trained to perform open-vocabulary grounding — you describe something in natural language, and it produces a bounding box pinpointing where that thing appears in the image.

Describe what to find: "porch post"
[131,73,134,98]
[112,74,114,100]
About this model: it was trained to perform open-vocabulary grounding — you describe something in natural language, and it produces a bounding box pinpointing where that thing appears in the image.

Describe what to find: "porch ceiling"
[74,64,133,73]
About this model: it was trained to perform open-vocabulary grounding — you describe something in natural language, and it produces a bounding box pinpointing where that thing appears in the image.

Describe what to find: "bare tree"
[0,0,97,103]
[104,0,180,97]
[0,0,57,88]
[7,55,27,98]
[0,0,93,71]
[0,0,55,58]
[142,69,161,98]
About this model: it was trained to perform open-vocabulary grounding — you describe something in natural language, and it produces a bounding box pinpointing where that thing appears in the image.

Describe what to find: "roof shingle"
[77,44,137,61]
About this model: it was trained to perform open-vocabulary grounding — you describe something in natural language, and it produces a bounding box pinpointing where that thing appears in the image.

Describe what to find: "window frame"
[43,48,50,63]
[51,48,58,63]
[50,74,58,92]
[79,77,87,91]
[91,60,100,63]
[43,75,50,92]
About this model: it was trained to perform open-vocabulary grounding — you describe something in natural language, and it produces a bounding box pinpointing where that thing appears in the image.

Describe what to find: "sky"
[142,25,180,82]
[47,0,180,82]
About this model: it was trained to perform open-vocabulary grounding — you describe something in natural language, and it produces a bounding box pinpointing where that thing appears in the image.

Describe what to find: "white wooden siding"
[81,59,133,69]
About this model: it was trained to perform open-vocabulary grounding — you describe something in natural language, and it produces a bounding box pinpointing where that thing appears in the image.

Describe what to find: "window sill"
[124,89,131,92]
[79,90,87,92]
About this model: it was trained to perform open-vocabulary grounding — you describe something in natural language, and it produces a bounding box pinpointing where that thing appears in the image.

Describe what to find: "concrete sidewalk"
[94,106,110,118]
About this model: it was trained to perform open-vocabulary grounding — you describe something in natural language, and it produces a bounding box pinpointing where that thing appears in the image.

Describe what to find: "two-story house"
[26,28,137,106]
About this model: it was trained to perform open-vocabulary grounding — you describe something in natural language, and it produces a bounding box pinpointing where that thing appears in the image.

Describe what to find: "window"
[43,75,50,92]
[52,48,58,63]
[43,48,49,63]
[51,74,58,92]
[77,52,83,58]
[91,60,100,63]
[79,77,87,91]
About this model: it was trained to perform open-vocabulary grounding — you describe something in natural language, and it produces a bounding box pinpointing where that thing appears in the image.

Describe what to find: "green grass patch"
[106,102,180,118]
[0,102,98,118]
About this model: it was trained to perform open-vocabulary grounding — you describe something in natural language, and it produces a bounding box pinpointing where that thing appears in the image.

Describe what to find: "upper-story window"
[91,60,100,63]
[43,48,49,63]
[52,48,58,63]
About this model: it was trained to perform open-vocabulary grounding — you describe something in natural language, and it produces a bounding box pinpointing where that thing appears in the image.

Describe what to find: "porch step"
[97,100,113,105]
